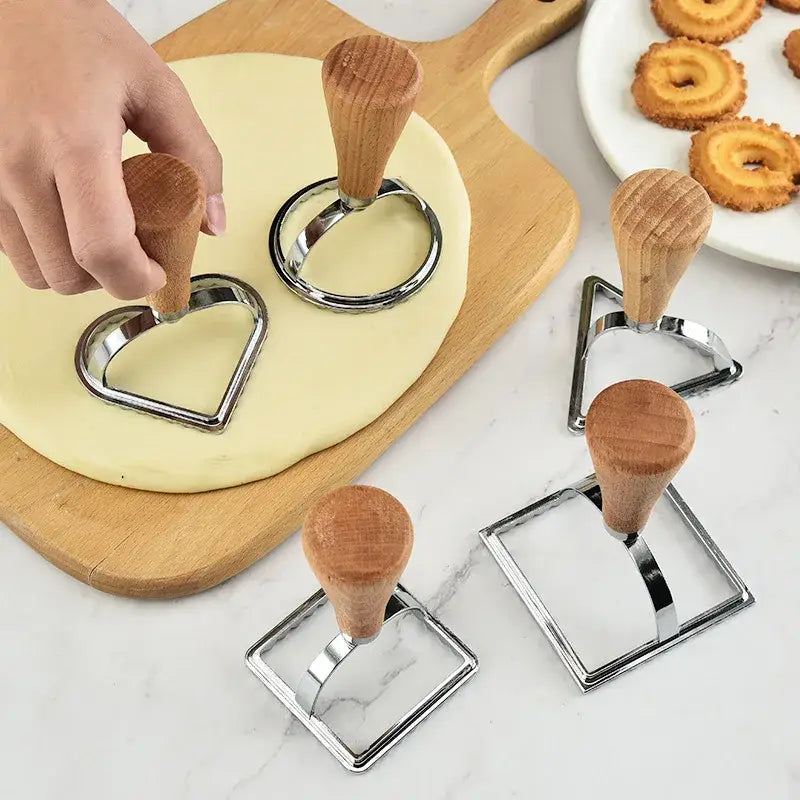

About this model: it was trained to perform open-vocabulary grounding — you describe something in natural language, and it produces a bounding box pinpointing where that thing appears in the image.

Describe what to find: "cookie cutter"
[480,476,754,692]
[270,176,442,312]
[76,274,268,433]
[246,584,478,773]
[569,168,742,434]
[269,35,442,313]
[75,153,268,433]
[568,275,742,433]
[482,379,754,692]
[246,485,478,772]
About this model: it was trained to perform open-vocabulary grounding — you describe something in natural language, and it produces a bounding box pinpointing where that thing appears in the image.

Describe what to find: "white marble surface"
[2,1,799,798]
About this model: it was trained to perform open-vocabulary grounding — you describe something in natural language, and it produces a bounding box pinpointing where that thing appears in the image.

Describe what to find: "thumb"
[128,68,226,236]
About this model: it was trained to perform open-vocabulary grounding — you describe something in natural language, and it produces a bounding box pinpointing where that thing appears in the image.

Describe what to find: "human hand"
[0,0,224,298]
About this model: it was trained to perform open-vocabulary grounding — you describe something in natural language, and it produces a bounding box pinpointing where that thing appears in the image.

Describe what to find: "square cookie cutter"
[480,476,754,692]
[246,486,478,772]
[246,584,478,772]
[482,379,754,692]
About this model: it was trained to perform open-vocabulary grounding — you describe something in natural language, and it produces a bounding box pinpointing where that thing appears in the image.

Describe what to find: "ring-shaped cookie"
[770,0,800,12]
[633,39,747,130]
[652,0,765,43]
[784,29,800,78]
[689,117,800,211]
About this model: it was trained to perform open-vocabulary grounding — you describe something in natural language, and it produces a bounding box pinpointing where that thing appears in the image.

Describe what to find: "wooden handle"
[610,169,712,325]
[585,380,695,535]
[302,485,413,641]
[322,35,422,203]
[122,153,205,315]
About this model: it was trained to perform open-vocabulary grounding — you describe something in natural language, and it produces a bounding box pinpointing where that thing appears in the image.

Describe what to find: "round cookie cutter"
[270,176,441,312]
[270,35,443,313]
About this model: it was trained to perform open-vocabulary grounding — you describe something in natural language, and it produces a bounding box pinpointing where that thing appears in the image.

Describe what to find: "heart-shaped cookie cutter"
[75,153,268,433]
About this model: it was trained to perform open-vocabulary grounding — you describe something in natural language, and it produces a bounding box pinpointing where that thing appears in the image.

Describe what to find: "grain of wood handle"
[322,35,423,203]
[610,169,712,325]
[302,485,414,641]
[585,380,695,535]
[122,153,205,315]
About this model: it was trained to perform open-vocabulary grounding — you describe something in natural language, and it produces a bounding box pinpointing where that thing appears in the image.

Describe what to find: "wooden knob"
[122,153,205,315]
[322,35,422,203]
[610,169,712,325]
[586,380,695,535]
[302,485,414,641]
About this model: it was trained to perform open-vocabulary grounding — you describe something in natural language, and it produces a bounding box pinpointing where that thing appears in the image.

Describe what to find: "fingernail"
[205,194,227,236]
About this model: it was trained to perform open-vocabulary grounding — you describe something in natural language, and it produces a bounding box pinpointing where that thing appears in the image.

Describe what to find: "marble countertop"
[2,1,799,798]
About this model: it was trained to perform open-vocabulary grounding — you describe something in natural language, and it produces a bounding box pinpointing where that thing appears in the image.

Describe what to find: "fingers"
[0,200,48,289]
[53,142,166,300]
[9,175,99,294]
[1,65,222,298]
[128,68,226,236]
[1,142,161,299]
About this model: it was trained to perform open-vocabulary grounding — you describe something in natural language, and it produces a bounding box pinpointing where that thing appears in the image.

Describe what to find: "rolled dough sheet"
[0,53,470,493]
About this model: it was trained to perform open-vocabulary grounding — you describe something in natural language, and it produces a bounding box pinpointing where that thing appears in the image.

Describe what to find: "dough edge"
[0,53,471,493]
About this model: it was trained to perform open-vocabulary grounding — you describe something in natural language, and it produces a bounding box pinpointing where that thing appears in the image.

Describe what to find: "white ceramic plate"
[578,0,800,271]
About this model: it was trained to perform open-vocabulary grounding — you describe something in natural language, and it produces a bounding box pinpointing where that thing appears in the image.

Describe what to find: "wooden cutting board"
[0,0,583,598]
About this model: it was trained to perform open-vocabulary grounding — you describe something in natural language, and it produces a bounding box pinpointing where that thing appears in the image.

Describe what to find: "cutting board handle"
[322,35,422,206]
[122,153,205,318]
[610,169,712,327]
[302,485,414,642]
[585,380,695,535]
[441,0,586,84]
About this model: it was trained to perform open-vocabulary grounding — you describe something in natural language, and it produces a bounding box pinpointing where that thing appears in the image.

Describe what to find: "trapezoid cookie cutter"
[568,276,743,434]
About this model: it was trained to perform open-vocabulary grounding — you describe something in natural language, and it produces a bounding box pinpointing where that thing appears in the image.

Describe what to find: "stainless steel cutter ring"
[75,274,268,433]
[269,177,442,313]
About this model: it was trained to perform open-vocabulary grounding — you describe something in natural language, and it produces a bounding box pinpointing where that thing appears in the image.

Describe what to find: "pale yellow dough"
[0,53,470,492]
